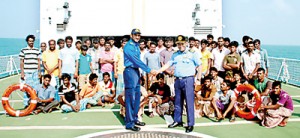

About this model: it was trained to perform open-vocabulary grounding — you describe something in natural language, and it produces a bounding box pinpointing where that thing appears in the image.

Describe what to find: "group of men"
[19,29,293,133]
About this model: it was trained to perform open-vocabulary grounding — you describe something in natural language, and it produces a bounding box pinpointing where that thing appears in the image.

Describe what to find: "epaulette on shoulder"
[174,49,179,53]
[130,42,134,45]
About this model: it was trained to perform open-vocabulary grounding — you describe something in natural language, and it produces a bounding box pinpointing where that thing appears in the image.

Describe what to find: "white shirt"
[87,47,101,70]
[156,46,165,54]
[211,47,230,72]
[237,44,247,55]
[214,90,236,105]
[59,46,79,74]
[241,51,261,75]
[212,76,223,92]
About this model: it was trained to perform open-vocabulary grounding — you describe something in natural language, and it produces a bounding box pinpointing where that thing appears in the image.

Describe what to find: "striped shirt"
[58,83,78,103]
[19,46,40,73]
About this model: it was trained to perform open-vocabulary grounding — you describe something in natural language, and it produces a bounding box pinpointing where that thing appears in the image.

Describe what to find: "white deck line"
[1,105,300,114]
[1,118,300,130]
[76,128,215,138]
[0,75,19,82]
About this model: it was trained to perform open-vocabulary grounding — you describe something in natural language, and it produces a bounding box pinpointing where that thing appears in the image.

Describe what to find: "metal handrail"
[0,55,299,86]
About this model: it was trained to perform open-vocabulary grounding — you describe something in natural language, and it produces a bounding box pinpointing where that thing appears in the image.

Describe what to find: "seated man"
[212,81,237,122]
[232,72,249,106]
[33,74,59,114]
[99,72,116,104]
[210,67,223,91]
[233,72,248,89]
[79,73,104,108]
[195,75,216,118]
[59,74,86,113]
[258,81,293,128]
[253,68,272,96]
[148,73,171,117]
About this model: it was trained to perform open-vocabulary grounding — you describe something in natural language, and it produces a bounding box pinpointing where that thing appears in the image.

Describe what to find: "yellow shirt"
[114,48,125,74]
[79,82,101,98]
[201,50,212,73]
[42,49,59,76]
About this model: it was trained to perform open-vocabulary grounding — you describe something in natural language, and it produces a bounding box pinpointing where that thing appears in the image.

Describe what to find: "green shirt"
[254,78,269,93]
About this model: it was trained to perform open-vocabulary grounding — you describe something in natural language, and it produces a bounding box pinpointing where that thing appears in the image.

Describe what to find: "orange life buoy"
[1,83,37,117]
[235,84,262,120]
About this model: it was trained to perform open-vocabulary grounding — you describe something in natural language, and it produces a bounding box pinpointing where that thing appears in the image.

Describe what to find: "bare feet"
[86,104,91,109]
[33,109,41,115]
[97,101,105,107]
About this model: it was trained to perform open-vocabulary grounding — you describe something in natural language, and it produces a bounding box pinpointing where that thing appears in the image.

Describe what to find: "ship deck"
[1,75,300,138]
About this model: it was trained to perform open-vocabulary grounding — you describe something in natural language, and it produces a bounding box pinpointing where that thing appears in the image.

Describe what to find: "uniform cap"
[175,35,186,44]
[131,28,141,35]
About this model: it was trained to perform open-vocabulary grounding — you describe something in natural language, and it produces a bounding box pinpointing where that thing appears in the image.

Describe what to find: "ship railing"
[0,55,20,79]
[268,57,300,86]
[0,55,299,86]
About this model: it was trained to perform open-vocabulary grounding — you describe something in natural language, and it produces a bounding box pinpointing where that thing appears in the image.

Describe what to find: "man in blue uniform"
[158,35,201,133]
[123,28,157,131]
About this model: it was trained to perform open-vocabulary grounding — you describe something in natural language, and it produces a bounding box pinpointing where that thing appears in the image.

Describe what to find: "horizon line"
[1,37,300,46]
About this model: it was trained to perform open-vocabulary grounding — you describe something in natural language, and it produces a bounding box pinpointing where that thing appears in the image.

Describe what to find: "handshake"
[149,64,170,77]
[150,70,159,76]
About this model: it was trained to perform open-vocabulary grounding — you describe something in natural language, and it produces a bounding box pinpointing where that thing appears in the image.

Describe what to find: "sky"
[0,0,300,46]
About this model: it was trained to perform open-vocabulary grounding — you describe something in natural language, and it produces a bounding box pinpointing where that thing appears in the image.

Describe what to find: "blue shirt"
[35,84,56,100]
[79,54,92,74]
[124,39,151,73]
[258,48,270,70]
[144,52,161,70]
[167,49,201,77]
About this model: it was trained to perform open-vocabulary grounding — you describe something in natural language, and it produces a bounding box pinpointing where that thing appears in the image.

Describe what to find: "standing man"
[57,38,65,50]
[156,37,165,53]
[114,38,127,99]
[139,39,148,85]
[99,42,115,82]
[144,42,161,89]
[254,39,269,77]
[87,38,101,81]
[222,41,241,79]
[211,37,230,78]
[237,35,250,55]
[99,36,106,51]
[241,41,260,81]
[200,39,212,77]
[42,39,60,100]
[158,35,201,133]
[160,37,175,97]
[39,42,47,83]
[107,36,119,52]
[123,28,156,131]
[58,36,79,85]
[19,34,41,106]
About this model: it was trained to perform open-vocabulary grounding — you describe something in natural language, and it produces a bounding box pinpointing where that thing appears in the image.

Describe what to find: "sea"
[0,38,299,60]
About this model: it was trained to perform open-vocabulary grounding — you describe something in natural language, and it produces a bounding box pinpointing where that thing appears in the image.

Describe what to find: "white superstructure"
[40,0,222,42]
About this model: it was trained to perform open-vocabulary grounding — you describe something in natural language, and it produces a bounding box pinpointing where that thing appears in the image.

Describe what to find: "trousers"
[123,67,141,128]
[174,76,195,126]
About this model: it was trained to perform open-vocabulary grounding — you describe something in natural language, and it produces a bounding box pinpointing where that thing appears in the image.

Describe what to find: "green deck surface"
[1,75,300,138]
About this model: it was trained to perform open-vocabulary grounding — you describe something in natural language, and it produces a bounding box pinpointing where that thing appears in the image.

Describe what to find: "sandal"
[229,117,236,122]
[216,117,223,122]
